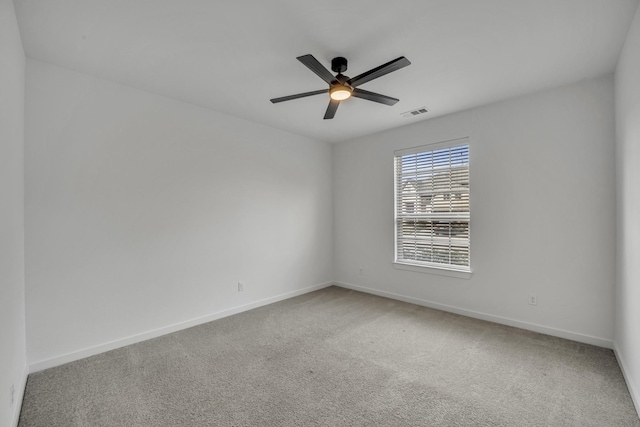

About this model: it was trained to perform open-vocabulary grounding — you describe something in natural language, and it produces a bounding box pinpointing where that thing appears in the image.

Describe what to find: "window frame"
[393,137,472,278]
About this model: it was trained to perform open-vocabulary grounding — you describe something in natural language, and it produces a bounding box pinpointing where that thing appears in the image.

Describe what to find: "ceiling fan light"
[330,85,352,101]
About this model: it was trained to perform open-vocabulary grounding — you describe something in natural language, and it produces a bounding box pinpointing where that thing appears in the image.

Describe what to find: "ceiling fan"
[270,54,411,119]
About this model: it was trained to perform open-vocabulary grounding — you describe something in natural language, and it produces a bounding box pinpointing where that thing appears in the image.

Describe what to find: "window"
[394,138,470,273]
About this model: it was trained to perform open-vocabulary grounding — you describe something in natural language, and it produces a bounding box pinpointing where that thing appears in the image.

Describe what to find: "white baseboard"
[614,344,640,419]
[29,282,333,373]
[334,281,614,349]
[11,364,28,427]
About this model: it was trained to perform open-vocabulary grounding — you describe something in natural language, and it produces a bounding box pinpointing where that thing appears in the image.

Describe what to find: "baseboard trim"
[334,282,614,349]
[614,344,640,419]
[11,363,28,427]
[29,282,333,373]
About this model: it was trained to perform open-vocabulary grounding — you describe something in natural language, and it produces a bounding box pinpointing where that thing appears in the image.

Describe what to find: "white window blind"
[394,138,470,272]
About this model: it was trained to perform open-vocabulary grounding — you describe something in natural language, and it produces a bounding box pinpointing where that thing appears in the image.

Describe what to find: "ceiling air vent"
[401,107,429,118]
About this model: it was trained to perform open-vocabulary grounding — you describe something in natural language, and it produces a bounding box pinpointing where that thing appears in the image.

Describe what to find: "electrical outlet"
[10,384,15,407]
[528,295,537,306]
[237,281,245,292]
[359,267,364,275]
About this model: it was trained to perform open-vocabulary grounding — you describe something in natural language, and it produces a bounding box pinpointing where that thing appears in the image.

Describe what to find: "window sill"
[393,262,473,279]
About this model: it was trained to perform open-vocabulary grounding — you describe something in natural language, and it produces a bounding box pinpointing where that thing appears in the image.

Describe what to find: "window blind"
[394,139,470,271]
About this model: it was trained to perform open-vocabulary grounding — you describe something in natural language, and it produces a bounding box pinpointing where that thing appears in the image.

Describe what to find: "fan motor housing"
[331,57,348,73]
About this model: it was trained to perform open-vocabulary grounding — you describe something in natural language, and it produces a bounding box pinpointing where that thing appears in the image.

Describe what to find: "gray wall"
[333,75,616,347]
[615,2,640,414]
[25,60,334,369]
[0,0,27,425]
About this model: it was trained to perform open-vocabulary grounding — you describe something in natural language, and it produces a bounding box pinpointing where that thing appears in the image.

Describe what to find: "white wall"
[25,59,333,369]
[334,75,616,346]
[615,2,640,413]
[0,0,27,425]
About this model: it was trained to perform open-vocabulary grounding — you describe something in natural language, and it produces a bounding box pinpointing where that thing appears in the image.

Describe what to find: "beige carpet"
[19,286,640,426]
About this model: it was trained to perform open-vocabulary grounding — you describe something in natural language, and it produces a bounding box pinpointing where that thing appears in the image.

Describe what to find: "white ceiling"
[14,0,640,143]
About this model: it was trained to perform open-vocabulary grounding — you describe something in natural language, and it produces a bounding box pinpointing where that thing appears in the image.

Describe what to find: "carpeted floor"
[19,286,640,426]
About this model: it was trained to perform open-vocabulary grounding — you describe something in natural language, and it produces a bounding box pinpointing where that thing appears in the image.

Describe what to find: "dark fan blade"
[324,99,340,119]
[352,88,399,106]
[347,56,411,88]
[270,89,328,103]
[297,54,337,85]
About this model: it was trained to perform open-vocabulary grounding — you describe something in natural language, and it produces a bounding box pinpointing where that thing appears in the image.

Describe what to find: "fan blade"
[347,56,411,88]
[270,89,328,103]
[352,88,399,106]
[324,99,340,119]
[297,54,337,85]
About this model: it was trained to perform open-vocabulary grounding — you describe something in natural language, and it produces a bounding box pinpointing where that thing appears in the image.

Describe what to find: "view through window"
[394,138,470,271]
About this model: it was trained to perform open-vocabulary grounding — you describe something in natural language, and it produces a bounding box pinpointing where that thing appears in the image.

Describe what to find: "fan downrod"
[331,57,348,73]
